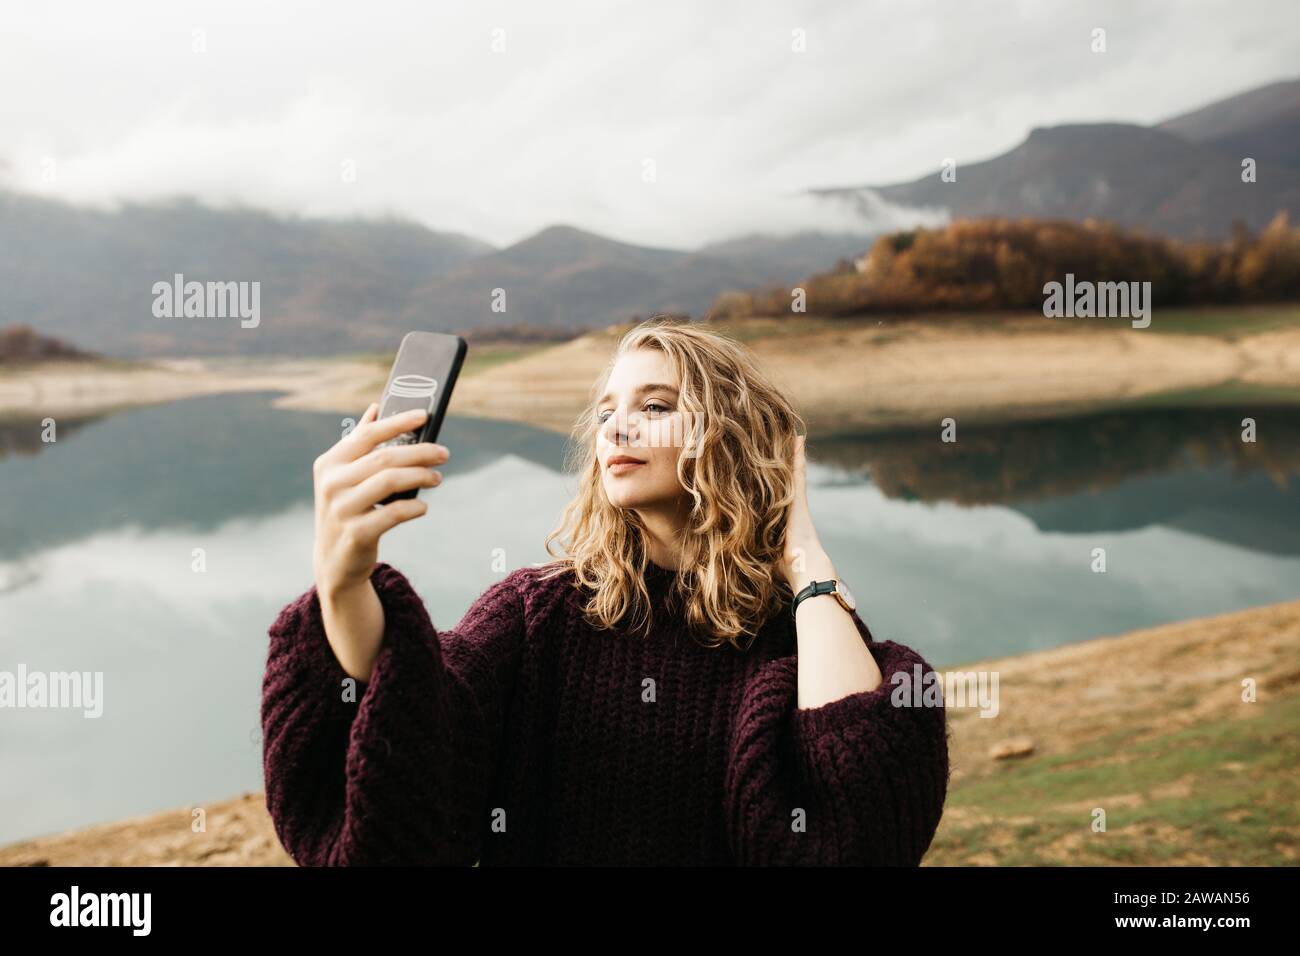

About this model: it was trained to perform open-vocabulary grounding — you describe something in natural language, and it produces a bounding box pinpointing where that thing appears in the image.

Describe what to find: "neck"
[634,496,690,570]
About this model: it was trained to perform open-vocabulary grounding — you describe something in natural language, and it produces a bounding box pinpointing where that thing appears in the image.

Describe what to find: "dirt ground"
[444,313,1300,436]
[930,599,1300,865]
[0,356,387,422]
[5,312,1300,436]
[2,597,1296,867]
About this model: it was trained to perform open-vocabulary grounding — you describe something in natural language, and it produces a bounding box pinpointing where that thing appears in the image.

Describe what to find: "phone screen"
[375,331,467,501]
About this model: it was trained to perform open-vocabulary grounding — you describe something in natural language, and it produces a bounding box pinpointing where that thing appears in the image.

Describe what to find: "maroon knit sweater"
[261,560,950,866]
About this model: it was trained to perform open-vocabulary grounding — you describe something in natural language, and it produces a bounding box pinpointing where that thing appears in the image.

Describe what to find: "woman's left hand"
[782,435,826,586]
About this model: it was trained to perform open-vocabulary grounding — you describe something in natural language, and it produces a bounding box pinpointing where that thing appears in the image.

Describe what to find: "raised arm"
[724,612,950,865]
[261,562,527,866]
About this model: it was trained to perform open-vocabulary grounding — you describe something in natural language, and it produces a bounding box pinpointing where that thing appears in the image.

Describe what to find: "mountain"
[1159,77,1300,170]
[698,232,879,276]
[0,191,494,357]
[12,77,1294,356]
[814,77,1300,241]
[397,225,874,332]
[0,191,874,355]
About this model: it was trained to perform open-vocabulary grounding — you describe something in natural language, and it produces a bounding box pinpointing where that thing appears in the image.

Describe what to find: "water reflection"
[813,407,1300,553]
[2,392,1299,843]
[0,392,572,564]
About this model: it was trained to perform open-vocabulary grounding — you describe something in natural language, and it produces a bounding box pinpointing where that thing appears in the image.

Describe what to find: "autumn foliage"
[710,214,1300,319]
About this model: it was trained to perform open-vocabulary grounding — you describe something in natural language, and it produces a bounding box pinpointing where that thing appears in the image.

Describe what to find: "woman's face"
[596,348,691,511]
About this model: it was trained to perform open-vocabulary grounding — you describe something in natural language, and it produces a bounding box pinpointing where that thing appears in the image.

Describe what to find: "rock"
[989,736,1035,760]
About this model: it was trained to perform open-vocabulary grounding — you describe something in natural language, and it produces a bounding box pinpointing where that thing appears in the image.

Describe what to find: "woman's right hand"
[313,403,449,595]
[309,403,449,680]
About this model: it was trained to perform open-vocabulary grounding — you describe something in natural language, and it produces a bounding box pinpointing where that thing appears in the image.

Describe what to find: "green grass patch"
[1117,381,1300,409]
[717,303,1300,344]
[931,694,1300,865]
[1141,303,1300,338]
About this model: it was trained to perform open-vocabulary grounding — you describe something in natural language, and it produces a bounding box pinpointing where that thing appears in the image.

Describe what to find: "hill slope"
[0,191,494,356]
[815,122,1300,241]
[1,194,873,355]
[1159,77,1300,169]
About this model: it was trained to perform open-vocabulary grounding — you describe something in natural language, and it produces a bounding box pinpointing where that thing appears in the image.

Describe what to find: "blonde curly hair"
[539,316,806,649]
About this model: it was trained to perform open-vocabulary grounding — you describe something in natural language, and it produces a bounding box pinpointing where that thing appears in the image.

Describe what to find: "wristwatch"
[791,578,856,618]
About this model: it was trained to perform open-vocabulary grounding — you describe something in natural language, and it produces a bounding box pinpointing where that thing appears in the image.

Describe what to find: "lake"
[2,391,1299,843]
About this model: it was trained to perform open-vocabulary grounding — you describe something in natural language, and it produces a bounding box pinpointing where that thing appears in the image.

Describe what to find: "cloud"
[2,0,1297,247]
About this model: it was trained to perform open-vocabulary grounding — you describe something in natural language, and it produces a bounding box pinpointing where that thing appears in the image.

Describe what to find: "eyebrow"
[596,383,679,407]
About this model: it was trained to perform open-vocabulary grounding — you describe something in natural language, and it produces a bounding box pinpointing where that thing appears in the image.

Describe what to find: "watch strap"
[791,579,837,618]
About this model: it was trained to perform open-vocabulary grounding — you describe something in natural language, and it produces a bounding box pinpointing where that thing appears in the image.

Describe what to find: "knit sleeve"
[724,612,950,866]
[260,561,526,866]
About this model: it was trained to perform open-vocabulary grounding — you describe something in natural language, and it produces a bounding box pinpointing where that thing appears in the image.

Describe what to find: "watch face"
[836,579,856,611]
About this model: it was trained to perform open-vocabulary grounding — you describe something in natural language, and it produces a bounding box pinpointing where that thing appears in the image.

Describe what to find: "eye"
[597,400,672,423]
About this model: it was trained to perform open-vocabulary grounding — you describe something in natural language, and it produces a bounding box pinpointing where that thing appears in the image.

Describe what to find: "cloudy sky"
[2,0,1296,248]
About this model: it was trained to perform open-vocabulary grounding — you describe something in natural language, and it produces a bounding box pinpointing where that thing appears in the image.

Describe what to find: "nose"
[601,404,641,448]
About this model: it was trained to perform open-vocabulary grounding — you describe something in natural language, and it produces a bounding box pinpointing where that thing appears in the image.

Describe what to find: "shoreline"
[2,310,1299,436]
[0,356,392,424]
[2,595,1296,865]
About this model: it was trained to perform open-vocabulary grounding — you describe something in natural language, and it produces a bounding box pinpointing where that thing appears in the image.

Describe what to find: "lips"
[607,455,646,474]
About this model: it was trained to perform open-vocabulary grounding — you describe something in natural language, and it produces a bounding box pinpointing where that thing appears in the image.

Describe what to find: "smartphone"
[373,331,468,505]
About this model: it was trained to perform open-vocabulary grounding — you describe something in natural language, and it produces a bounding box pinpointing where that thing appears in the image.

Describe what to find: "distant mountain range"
[0,194,497,356]
[3,77,1296,357]
[0,191,873,357]
[393,226,875,335]
[814,78,1300,241]
[1158,78,1300,170]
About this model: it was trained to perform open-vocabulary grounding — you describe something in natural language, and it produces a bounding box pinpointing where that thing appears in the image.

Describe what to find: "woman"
[261,318,950,866]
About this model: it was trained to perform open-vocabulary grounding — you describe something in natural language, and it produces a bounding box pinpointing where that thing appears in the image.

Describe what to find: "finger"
[335,465,442,515]
[340,408,429,462]
[323,442,450,496]
[315,403,383,469]
[349,497,429,544]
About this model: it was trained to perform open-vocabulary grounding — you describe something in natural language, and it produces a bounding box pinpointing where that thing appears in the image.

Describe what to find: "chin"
[603,477,656,510]
[604,486,643,509]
